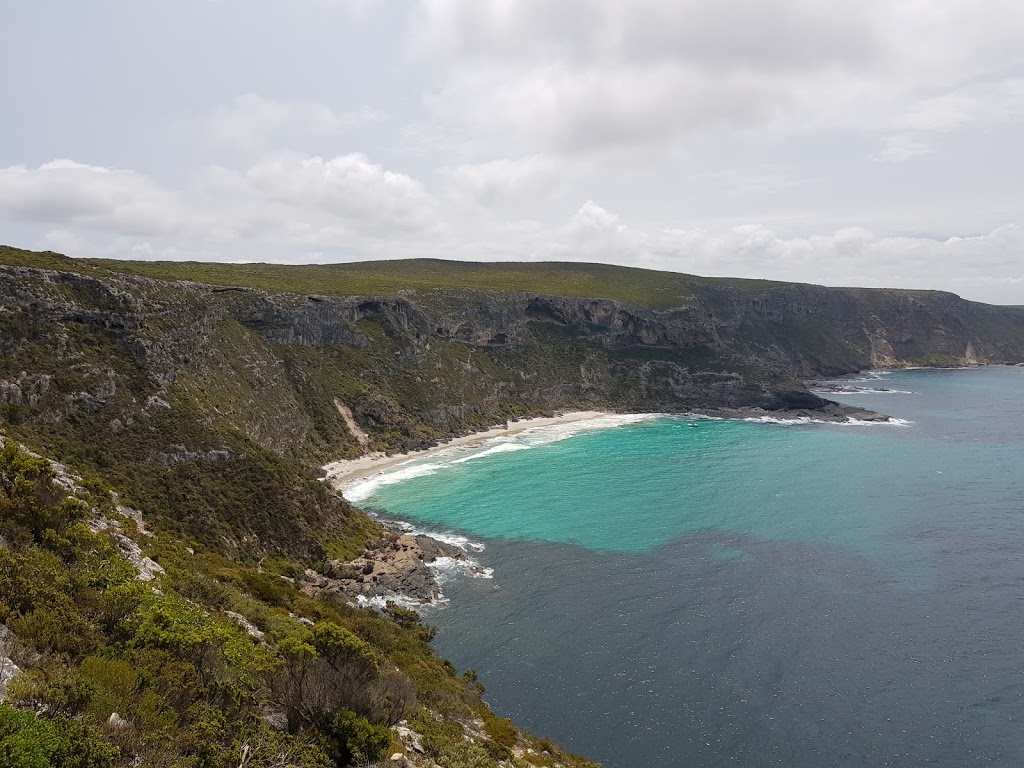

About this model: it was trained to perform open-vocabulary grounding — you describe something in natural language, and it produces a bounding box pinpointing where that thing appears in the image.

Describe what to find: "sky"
[1,1,1022,303]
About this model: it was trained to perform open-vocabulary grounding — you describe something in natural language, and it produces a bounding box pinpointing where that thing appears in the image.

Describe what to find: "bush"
[482,710,516,748]
[0,441,89,550]
[384,601,437,642]
[0,703,118,768]
[426,739,499,768]
[233,724,331,768]
[327,708,390,764]
[0,703,53,768]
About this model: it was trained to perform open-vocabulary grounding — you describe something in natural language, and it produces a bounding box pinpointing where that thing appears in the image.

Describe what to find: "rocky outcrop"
[0,437,165,583]
[0,626,21,702]
[304,531,469,604]
[3,252,1024,467]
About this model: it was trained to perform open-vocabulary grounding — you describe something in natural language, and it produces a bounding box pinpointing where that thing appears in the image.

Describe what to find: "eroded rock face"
[3,259,1024,465]
[0,626,21,702]
[224,611,265,641]
[306,532,467,604]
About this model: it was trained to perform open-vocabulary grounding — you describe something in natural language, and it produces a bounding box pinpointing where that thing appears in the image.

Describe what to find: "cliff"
[2,244,1023,767]
[4,247,1023,485]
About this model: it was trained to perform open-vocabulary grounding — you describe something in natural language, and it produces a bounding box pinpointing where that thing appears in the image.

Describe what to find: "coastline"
[317,398,904,609]
[322,399,896,495]
[322,410,614,489]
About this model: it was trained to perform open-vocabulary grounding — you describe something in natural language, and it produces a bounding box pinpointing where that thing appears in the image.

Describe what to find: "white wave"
[351,546,492,615]
[741,416,819,425]
[510,413,661,447]
[741,415,913,427]
[344,462,443,502]
[812,387,916,395]
[426,531,486,553]
[345,414,663,502]
[371,515,487,553]
[838,369,895,383]
[451,443,530,463]
[356,592,449,612]
[845,417,913,427]
[428,556,494,583]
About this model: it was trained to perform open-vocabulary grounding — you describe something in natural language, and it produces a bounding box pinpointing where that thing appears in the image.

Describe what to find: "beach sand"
[322,410,613,491]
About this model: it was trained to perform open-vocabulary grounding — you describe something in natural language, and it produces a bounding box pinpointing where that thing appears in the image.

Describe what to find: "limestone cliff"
[2,246,1024,554]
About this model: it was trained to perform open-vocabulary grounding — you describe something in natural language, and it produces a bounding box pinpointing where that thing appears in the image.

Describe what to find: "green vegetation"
[0,703,119,768]
[0,258,375,558]
[5,242,1024,766]
[0,246,80,272]
[0,441,599,767]
[88,258,796,308]
[1,244,791,309]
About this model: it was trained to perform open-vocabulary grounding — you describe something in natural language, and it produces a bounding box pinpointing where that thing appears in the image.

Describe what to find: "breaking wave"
[739,415,913,427]
[812,387,917,395]
[344,413,661,502]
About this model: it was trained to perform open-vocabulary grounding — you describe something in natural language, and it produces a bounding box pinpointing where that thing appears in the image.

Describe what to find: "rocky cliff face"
[4,256,1024,470]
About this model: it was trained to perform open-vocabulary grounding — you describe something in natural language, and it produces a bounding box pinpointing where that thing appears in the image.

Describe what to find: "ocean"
[347,366,1024,768]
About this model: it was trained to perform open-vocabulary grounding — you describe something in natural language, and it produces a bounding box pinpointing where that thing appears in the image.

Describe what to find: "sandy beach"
[322,410,613,491]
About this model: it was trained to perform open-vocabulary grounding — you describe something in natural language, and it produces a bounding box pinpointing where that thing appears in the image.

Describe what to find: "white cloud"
[418,0,1024,158]
[0,160,180,236]
[0,155,442,257]
[3,3,1024,305]
[517,203,1024,302]
[445,155,557,205]
[180,94,387,154]
[2,158,1021,303]
[873,78,1024,162]
[238,153,438,235]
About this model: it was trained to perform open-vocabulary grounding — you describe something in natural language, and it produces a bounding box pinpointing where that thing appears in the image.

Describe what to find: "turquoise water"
[350,367,1024,768]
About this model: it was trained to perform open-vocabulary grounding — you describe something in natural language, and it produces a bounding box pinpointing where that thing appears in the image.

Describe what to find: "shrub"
[0,703,118,768]
[0,703,54,768]
[0,441,89,550]
[327,708,390,764]
[426,739,499,768]
[483,710,517,748]
[233,724,331,768]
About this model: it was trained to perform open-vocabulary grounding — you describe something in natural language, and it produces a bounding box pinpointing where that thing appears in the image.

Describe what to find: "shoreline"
[322,400,896,494]
[318,398,903,609]
[322,410,614,489]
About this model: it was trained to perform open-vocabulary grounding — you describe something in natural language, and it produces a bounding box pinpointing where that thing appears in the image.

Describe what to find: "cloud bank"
[0,0,1021,303]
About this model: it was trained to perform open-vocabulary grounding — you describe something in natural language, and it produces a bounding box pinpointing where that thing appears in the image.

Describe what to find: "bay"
[353,367,1024,768]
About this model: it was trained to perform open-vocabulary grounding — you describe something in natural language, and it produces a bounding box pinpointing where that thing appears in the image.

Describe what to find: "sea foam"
[344,413,660,502]
[345,410,910,506]
[356,592,449,612]
[739,415,913,427]
[351,517,493,612]
[812,387,916,395]
[344,463,444,502]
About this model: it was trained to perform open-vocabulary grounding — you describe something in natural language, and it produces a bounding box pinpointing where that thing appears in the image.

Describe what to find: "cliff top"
[0,244,954,310]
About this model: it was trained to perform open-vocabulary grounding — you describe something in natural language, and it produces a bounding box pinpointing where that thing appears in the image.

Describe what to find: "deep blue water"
[350,367,1024,768]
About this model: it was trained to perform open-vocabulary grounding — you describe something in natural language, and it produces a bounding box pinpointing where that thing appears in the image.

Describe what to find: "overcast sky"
[2,1,1023,303]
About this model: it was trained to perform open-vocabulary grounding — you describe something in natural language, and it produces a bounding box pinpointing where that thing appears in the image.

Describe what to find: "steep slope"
[0,438,596,768]
[4,246,1023,473]
[3,244,1023,766]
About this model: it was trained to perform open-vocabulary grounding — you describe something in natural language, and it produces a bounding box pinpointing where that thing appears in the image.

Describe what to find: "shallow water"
[353,367,1024,768]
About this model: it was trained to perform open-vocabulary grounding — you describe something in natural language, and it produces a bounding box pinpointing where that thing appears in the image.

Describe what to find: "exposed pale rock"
[109,531,165,582]
[145,394,172,411]
[0,626,22,702]
[395,721,425,754]
[259,706,289,732]
[225,611,265,641]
